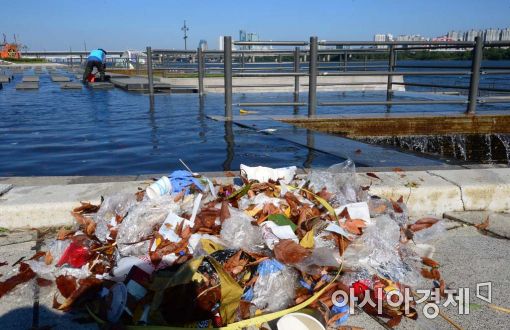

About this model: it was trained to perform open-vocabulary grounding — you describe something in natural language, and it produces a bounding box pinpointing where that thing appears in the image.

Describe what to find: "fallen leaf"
[386,314,403,328]
[391,199,404,213]
[372,204,387,214]
[56,275,78,299]
[36,278,53,287]
[56,228,75,240]
[44,252,53,265]
[475,216,490,230]
[422,257,439,268]
[327,312,347,326]
[72,201,100,214]
[343,219,367,235]
[274,239,311,264]
[0,263,36,299]
[393,167,404,173]
[409,217,439,232]
[366,172,381,180]
[54,277,102,311]
[355,149,362,154]
[220,200,231,222]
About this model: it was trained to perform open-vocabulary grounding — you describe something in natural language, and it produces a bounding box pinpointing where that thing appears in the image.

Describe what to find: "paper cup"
[146,176,172,200]
[277,312,325,330]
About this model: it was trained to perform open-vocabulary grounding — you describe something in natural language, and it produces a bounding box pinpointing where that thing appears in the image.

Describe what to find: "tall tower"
[181,20,189,50]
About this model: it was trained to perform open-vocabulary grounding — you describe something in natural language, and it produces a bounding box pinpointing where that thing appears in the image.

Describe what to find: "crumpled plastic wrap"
[343,215,422,287]
[116,196,180,257]
[295,246,341,275]
[220,208,264,252]
[412,219,446,244]
[251,259,298,312]
[308,159,365,207]
[94,193,137,242]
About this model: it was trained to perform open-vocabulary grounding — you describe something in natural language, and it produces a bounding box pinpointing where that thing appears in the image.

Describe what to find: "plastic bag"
[94,193,137,242]
[220,207,264,252]
[308,159,364,207]
[240,164,296,184]
[295,246,341,275]
[412,220,446,244]
[251,259,298,312]
[116,196,180,257]
[343,215,422,286]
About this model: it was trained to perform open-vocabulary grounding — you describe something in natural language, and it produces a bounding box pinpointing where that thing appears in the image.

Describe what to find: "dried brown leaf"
[56,275,78,299]
[56,228,75,240]
[366,172,381,180]
[475,216,490,230]
[220,200,231,223]
[391,199,404,213]
[274,239,311,264]
[72,201,100,214]
[0,263,36,299]
[44,252,53,265]
[422,257,439,268]
[36,277,53,287]
[327,312,348,326]
[386,314,403,328]
[343,219,367,235]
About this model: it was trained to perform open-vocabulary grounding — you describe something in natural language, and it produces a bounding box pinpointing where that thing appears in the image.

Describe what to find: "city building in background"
[238,30,260,50]
[376,27,510,45]
[198,39,208,51]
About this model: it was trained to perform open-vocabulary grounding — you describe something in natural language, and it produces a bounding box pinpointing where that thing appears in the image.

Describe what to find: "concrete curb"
[0,168,509,229]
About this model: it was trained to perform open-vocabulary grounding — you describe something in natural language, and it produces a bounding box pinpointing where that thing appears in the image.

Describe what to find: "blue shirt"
[87,49,105,63]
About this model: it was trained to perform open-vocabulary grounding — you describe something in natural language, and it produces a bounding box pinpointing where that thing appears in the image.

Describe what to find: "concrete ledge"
[0,181,148,229]
[429,168,510,211]
[358,170,464,218]
[0,168,509,229]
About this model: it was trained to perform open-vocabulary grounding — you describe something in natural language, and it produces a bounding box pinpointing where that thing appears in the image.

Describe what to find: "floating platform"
[88,82,114,89]
[0,75,12,83]
[22,76,39,83]
[170,86,199,94]
[60,82,83,89]
[16,82,39,90]
[110,77,172,92]
[51,75,71,82]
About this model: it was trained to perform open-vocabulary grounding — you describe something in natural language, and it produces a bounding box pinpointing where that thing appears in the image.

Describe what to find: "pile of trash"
[0,160,447,329]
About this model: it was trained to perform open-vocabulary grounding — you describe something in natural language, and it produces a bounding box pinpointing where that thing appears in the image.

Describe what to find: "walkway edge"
[0,168,509,229]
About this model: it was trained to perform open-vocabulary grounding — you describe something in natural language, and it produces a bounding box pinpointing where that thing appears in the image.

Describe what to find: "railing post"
[224,36,233,119]
[294,47,300,96]
[146,46,154,97]
[308,36,318,117]
[364,55,367,71]
[343,51,347,72]
[386,45,395,107]
[467,36,483,114]
[197,47,205,96]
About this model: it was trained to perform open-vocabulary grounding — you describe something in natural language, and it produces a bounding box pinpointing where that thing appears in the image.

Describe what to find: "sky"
[2,0,510,51]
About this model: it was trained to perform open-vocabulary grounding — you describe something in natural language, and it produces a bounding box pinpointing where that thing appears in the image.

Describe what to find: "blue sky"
[2,0,509,50]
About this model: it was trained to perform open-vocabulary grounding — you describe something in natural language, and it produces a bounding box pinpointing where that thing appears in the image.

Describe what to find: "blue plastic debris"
[257,259,285,277]
[170,170,204,195]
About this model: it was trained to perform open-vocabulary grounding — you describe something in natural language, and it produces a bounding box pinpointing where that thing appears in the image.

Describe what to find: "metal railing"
[140,37,510,118]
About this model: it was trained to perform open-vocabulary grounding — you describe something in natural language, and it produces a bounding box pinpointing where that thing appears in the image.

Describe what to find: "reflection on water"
[0,69,343,175]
